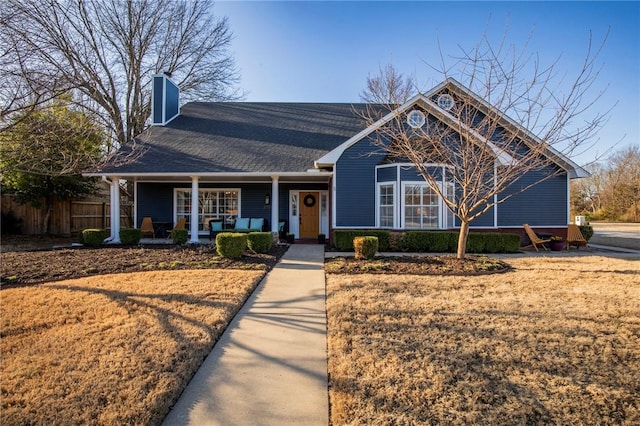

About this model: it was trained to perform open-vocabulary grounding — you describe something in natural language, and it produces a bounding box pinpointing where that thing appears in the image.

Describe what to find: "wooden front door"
[299,191,320,238]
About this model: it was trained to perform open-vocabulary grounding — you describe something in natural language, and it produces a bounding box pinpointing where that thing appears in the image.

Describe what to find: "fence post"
[102,202,107,229]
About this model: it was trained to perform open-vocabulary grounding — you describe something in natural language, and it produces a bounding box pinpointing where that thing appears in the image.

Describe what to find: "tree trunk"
[456,221,470,259]
[42,199,52,235]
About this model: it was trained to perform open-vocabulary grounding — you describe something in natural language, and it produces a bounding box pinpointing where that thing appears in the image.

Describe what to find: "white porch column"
[110,176,121,243]
[271,176,279,233]
[190,176,200,243]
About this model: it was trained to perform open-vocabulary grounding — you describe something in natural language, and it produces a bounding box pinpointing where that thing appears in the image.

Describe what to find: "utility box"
[575,215,587,226]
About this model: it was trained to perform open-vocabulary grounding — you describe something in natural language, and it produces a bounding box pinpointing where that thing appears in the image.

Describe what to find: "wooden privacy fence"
[1,195,132,235]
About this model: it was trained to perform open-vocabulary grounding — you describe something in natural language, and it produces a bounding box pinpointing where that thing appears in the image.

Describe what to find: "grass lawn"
[1,269,264,425]
[327,255,640,425]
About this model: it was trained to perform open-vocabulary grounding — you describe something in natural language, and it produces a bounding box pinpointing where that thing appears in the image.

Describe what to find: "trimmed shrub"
[388,231,404,252]
[579,225,594,241]
[399,231,520,253]
[1,210,22,235]
[465,233,485,253]
[247,232,273,253]
[401,231,458,252]
[216,232,247,258]
[354,236,378,260]
[486,232,521,253]
[333,230,390,251]
[172,228,188,245]
[82,229,106,247]
[119,228,141,245]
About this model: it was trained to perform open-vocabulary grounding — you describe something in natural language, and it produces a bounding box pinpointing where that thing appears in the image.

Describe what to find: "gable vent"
[151,73,180,125]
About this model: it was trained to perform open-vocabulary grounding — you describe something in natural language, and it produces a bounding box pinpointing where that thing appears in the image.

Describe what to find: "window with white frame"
[378,183,395,227]
[404,184,439,229]
[445,181,456,228]
[175,189,239,232]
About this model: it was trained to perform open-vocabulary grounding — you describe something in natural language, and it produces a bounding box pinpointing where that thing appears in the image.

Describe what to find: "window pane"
[380,206,393,227]
[403,184,440,229]
[405,206,420,229]
[176,189,239,232]
[379,184,394,228]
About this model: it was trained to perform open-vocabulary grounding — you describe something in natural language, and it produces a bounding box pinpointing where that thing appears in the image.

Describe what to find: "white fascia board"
[84,171,333,179]
[314,93,432,168]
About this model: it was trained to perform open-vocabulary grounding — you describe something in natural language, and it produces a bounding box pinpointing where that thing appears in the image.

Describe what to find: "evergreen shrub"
[82,229,106,247]
[333,230,390,251]
[172,229,188,245]
[353,236,379,260]
[119,228,141,245]
[216,232,247,258]
[247,232,273,253]
[578,225,594,241]
[401,231,457,252]
[0,210,22,234]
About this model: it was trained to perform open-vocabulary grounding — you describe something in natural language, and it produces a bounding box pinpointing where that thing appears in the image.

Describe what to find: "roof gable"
[316,78,588,178]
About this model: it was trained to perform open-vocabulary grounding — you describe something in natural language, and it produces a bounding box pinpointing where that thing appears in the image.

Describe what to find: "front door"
[299,191,320,238]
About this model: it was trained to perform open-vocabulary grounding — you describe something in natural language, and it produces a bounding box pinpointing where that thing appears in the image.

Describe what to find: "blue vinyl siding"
[232,184,270,222]
[498,168,568,226]
[470,207,495,227]
[336,136,386,227]
[399,165,443,181]
[137,183,174,226]
[152,76,164,124]
[376,166,397,182]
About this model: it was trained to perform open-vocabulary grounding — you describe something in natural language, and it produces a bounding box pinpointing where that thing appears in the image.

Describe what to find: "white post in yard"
[111,176,121,243]
[190,176,199,243]
[271,176,279,233]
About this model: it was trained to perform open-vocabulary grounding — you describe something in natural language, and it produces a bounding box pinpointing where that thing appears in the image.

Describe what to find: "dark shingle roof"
[101,102,380,174]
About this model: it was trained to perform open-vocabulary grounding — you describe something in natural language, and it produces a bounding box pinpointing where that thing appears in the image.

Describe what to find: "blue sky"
[215,1,639,166]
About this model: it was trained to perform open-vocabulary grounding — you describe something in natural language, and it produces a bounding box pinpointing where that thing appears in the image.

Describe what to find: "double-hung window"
[378,183,395,228]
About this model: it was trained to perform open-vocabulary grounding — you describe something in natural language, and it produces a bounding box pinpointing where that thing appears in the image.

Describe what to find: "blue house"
[91,74,588,243]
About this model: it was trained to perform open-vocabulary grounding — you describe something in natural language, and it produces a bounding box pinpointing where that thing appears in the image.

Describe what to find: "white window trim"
[375,163,460,230]
[376,182,397,228]
[401,181,443,230]
[173,188,241,234]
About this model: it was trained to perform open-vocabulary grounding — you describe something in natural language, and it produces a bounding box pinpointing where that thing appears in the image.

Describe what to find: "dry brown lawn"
[1,269,264,425]
[327,255,640,425]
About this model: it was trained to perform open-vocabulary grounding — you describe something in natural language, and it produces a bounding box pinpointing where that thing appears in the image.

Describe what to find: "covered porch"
[102,172,332,244]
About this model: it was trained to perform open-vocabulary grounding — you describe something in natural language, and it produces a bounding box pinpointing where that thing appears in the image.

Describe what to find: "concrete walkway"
[162,244,328,426]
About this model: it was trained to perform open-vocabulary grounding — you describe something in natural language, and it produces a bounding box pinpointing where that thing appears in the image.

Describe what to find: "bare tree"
[606,146,640,221]
[360,64,415,105]
[361,32,611,258]
[0,0,240,153]
[571,163,604,216]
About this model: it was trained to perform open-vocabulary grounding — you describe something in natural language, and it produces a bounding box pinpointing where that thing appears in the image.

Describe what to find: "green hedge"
[401,231,458,252]
[247,232,273,253]
[119,228,141,245]
[172,228,188,245]
[82,229,106,247]
[336,230,520,253]
[216,232,248,258]
[578,225,594,241]
[333,230,390,251]
[401,231,520,253]
[354,236,378,260]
